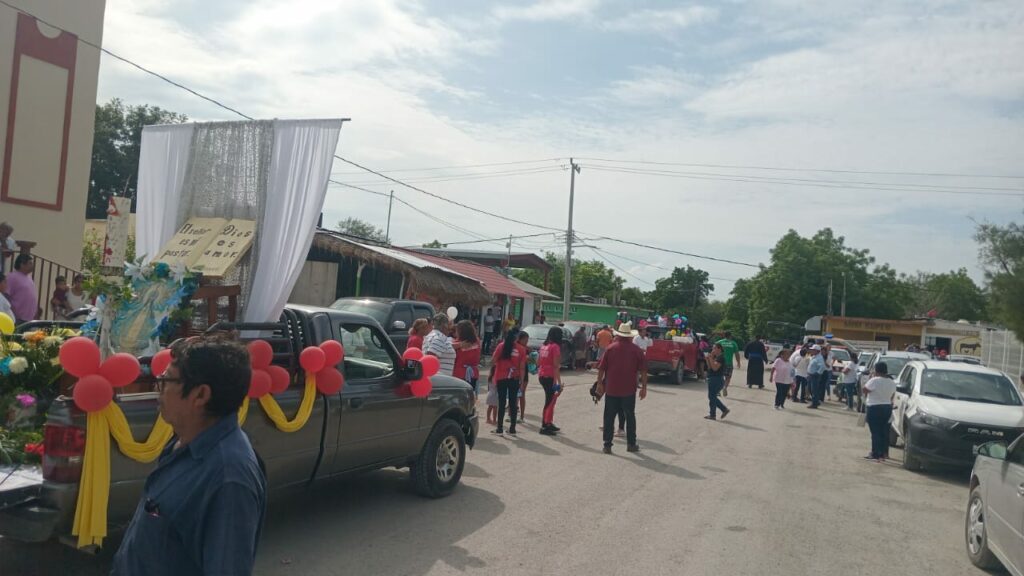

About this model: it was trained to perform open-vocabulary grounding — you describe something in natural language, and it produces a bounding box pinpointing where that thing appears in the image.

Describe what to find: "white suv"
[890,361,1024,470]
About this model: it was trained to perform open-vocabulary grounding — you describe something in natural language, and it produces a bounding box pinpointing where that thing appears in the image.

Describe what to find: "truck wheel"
[966,486,1002,570]
[411,419,466,498]
[902,425,923,471]
[673,362,685,385]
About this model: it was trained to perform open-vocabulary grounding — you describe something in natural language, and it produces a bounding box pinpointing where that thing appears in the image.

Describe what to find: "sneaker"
[492,429,504,435]
[615,429,625,438]
[508,429,517,436]
[518,418,524,424]
[548,424,561,432]
[774,406,781,410]
[627,444,640,453]
[602,446,612,454]
[539,428,556,436]
[720,409,730,420]
[703,415,716,421]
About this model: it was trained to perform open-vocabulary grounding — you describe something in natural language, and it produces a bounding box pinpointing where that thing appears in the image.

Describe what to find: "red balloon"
[73,374,114,412]
[151,349,172,378]
[320,340,344,366]
[420,355,440,377]
[266,365,291,394]
[247,340,274,370]
[299,347,326,373]
[316,367,345,395]
[99,353,141,388]
[59,337,101,378]
[248,369,272,399]
[402,347,424,361]
[410,378,432,398]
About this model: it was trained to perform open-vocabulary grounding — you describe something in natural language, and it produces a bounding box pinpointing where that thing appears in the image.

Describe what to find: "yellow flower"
[41,336,63,348]
[50,357,61,366]
[7,342,22,352]
[55,328,79,338]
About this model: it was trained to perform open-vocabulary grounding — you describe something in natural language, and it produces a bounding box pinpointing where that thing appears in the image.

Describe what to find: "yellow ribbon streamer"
[238,397,250,426]
[257,372,317,433]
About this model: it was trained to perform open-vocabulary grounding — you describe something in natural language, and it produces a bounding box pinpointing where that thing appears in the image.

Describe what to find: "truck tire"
[411,419,466,498]
[673,362,685,385]
[966,486,1003,570]
[902,424,923,471]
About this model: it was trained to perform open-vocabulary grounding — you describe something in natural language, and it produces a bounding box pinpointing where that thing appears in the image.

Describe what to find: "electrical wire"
[575,157,1024,180]
[337,166,566,186]
[584,246,654,286]
[331,157,564,175]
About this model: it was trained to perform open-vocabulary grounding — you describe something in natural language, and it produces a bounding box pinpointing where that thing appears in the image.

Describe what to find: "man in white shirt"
[790,347,811,403]
[840,352,860,411]
[482,308,496,354]
[423,313,456,376]
[632,326,654,354]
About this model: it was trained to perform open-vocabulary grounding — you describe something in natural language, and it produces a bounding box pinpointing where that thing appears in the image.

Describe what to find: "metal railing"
[982,329,1024,384]
[3,246,83,322]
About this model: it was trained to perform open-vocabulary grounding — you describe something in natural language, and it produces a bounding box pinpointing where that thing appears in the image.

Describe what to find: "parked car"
[890,361,1024,471]
[944,354,984,366]
[859,350,930,387]
[967,437,1024,574]
[329,297,435,350]
[521,324,573,369]
[856,351,877,376]
[0,304,477,548]
[644,326,702,384]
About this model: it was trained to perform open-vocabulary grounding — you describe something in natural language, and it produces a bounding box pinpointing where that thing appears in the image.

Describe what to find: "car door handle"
[349,397,364,409]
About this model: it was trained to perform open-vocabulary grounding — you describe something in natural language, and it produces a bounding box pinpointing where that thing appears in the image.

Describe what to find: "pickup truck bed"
[0,304,478,549]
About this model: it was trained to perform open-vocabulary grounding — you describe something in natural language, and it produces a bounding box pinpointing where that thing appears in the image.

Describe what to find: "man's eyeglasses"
[153,376,182,393]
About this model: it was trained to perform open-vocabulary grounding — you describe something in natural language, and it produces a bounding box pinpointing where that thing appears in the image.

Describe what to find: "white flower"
[42,336,62,348]
[9,357,29,374]
[124,261,146,284]
[170,262,189,285]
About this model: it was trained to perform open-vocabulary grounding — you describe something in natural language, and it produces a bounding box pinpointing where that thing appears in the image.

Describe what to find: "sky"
[92,0,1024,298]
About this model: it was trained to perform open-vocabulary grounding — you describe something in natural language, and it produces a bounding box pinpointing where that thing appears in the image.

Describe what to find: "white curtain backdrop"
[135,124,195,261]
[243,119,342,322]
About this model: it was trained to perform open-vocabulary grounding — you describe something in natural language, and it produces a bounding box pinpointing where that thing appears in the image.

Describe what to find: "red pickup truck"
[643,326,703,384]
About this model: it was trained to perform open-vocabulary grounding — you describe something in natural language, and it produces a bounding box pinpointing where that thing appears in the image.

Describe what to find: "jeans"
[603,395,637,447]
[866,404,893,458]
[792,375,808,401]
[707,375,728,418]
[539,376,557,426]
[809,373,825,406]
[496,379,519,432]
[482,332,493,355]
[774,383,791,407]
[842,383,857,409]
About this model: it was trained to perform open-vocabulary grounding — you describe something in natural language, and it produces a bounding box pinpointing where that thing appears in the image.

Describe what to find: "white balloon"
[446,306,458,320]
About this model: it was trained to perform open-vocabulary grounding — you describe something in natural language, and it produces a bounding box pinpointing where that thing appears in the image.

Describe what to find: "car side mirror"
[975,441,1007,460]
[391,320,407,332]
[896,383,910,394]
[402,359,423,382]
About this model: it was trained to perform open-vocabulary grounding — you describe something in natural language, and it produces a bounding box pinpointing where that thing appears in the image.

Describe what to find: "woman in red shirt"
[538,326,564,435]
[406,318,430,351]
[452,320,481,394]
[489,328,526,436]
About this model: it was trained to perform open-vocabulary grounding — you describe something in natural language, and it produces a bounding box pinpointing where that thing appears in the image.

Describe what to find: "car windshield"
[329,300,390,324]
[920,370,1022,406]
[830,349,851,362]
[879,357,912,376]
[523,325,550,339]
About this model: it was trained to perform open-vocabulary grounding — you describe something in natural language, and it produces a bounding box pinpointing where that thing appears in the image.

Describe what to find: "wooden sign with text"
[154,218,227,268]
[192,220,256,278]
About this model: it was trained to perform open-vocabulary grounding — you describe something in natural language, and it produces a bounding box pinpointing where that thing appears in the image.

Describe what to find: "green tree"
[88,99,187,219]
[976,220,1024,338]
[619,287,649,309]
[689,300,725,334]
[719,278,754,340]
[512,252,627,303]
[336,217,387,242]
[648,265,713,311]
[904,269,988,321]
[422,239,444,248]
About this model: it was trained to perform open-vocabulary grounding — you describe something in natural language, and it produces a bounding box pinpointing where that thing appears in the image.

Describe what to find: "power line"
[584,165,1024,198]
[584,246,654,287]
[331,157,564,175]
[576,156,1024,180]
[582,235,761,268]
[337,166,566,186]
[417,233,558,247]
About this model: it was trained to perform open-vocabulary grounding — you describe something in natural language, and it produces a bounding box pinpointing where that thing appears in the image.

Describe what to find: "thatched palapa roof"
[312,231,491,306]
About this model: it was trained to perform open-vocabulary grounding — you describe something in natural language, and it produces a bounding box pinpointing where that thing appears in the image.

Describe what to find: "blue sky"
[95,0,1024,298]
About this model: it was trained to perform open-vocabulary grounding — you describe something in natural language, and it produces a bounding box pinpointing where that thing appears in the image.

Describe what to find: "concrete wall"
[0,0,106,269]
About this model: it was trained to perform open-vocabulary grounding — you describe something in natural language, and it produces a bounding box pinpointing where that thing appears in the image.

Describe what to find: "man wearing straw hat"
[596,322,648,454]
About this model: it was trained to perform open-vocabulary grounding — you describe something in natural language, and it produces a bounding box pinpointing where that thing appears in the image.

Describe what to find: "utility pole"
[385,190,394,244]
[505,234,513,271]
[563,159,581,321]
[827,279,833,317]
[841,273,847,317]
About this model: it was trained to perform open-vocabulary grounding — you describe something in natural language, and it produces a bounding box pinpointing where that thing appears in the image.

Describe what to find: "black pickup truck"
[329,297,435,351]
[0,304,478,548]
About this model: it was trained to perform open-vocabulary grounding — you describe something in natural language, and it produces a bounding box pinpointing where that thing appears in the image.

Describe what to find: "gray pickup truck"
[0,304,478,549]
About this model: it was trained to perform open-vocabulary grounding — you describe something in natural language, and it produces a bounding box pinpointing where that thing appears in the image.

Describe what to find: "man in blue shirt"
[806,345,827,409]
[113,335,267,576]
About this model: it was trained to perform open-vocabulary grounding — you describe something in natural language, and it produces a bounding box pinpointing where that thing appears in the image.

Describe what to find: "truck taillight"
[42,424,86,483]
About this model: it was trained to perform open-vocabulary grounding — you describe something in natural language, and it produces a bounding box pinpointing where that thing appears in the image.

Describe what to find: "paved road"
[2,367,986,575]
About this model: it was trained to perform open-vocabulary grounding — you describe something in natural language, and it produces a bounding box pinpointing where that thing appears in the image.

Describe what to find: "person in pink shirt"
[537,326,564,436]
[452,320,482,394]
[6,254,38,324]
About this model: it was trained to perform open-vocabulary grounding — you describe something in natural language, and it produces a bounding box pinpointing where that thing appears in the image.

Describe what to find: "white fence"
[982,329,1024,382]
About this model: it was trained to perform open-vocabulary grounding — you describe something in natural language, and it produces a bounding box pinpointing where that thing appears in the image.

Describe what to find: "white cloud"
[493,0,600,23]
[602,6,718,33]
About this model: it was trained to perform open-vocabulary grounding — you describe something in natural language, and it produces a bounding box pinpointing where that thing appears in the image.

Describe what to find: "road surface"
[1,366,985,575]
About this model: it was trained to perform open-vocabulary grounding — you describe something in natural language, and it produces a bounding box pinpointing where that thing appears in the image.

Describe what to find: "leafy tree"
[904,269,988,321]
[512,252,626,304]
[719,278,754,340]
[88,99,187,219]
[619,287,649,309]
[648,265,713,311]
[422,239,444,248]
[688,300,725,334]
[976,220,1024,339]
[336,217,387,242]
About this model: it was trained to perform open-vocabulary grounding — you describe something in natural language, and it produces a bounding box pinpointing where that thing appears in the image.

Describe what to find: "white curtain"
[135,124,195,261]
[243,119,343,322]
